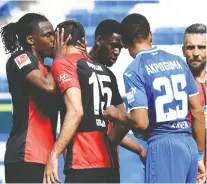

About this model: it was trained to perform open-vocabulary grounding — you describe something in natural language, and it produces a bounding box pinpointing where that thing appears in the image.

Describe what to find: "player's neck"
[194,68,207,83]
[30,48,44,64]
[89,46,99,63]
[131,42,152,58]
[136,42,152,54]
[66,46,81,55]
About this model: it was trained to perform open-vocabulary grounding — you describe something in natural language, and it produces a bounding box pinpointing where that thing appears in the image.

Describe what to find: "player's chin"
[106,61,114,67]
[45,49,55,58]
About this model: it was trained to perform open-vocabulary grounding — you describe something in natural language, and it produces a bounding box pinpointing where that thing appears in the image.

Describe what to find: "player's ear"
[26,35,34,46]
[182,45,186,57]
[149,32,152,43]
[95,35,102,47]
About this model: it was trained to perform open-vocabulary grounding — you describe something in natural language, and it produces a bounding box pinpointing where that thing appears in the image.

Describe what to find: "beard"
[187,60,206,76]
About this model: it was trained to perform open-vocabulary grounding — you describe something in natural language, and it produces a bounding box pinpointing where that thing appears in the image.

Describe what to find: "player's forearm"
[112,112,134,130]
[63,149,67,162]
[120,135,145,154]
[191,109,205,152]
[45,72,56,94]
[111,110,148,132]
[108,124,129,147]
[49,112,82,159]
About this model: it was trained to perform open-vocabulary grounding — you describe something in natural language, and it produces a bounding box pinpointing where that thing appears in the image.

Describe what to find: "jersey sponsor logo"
[96,119,106,127]
[14,54,32,69]
[171,121,189,129]
[126,87,136,103]
[58,73,72,85]
[150,52,158,56]
[124,72,132,78]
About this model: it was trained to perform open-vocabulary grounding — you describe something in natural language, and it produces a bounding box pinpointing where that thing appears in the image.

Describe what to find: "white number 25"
[153,74,187,122]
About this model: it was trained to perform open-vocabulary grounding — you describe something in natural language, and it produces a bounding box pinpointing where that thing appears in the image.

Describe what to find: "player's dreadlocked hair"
[56,20,85,46]
[1,13,48,54]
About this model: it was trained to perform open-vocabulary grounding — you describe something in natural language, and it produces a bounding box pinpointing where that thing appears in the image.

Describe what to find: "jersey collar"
[136,46,159,58]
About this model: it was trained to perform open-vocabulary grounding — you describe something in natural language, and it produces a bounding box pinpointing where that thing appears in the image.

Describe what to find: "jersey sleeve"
[178,56,198,97]
[123,67,148,112]
[52,58,80,94]
[13,52,38,77]
[110,73,123,106]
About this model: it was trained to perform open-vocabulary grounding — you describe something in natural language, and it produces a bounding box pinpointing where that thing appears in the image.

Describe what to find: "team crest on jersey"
[58,73,72,85]
[14,54,32,69]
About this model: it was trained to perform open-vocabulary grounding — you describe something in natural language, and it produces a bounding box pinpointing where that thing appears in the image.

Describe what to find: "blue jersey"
[124,47,198,134]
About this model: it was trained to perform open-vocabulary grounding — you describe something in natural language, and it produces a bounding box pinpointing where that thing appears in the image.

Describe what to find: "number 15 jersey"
[124,47,198,135]
[52,53,122,173]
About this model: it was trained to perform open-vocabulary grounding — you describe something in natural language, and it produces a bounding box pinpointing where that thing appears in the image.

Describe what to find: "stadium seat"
[0,1,17,17]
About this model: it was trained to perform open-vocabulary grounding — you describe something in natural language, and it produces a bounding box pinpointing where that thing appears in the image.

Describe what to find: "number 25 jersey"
[124,47,198,135]
[52,53,122,172]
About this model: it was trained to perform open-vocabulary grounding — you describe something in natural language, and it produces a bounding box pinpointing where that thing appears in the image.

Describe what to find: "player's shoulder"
[124,57,142,77]
[159,49,190,73]
[103,65,114,74]
[54,53,89,66]
[158,49,182,60]
[9,50,35,62]
[7,50,37,69]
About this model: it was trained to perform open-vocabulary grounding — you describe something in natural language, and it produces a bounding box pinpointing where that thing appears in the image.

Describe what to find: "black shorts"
[5,162,45,183]
[65,168,120,183]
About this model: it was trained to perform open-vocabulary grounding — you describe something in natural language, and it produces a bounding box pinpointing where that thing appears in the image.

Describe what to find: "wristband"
[198,151,203,161]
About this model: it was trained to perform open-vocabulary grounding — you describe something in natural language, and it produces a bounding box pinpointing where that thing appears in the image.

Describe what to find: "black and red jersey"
[188,81,206,124]
[4,51,58,165]
[52,53,122,173]
[188,80,206,169]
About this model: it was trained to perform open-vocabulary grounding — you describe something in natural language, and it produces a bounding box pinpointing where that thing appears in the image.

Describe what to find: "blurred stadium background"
[0,0,206,183]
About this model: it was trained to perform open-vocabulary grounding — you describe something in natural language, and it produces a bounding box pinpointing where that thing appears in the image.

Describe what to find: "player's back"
[124,47,198,135]
[53,53,121,173]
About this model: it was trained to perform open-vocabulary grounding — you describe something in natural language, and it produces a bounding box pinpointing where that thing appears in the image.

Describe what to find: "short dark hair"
[95,19,121,38]
[1,13,48,54]
[120,13,150,45]
[56,20,85,46]
[184,23,206,35]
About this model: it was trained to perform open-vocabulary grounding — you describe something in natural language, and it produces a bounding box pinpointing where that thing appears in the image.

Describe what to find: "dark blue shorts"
[145,133,198,183]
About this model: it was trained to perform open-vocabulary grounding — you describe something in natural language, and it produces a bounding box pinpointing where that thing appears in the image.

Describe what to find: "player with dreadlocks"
[1,13,68,183]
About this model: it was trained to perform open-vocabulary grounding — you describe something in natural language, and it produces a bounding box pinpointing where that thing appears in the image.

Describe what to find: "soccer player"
[89,19,146,163]
[0,13,67,183]
[104,13,205,183]
[43,20,130,183]
[182,23,207,183]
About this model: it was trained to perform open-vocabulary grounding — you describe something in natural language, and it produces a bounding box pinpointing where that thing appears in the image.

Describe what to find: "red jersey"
[188,80,206,169]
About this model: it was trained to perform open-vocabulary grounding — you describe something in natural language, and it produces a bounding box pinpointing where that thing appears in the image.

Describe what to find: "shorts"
[5,162,45,183]
[65,168,120,183]
[145,133,198,183]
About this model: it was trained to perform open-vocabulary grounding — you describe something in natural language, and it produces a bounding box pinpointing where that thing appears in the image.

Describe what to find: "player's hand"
[43,155,61,184]
[138,146,146,165]
[197,160,206,184]
[75,37,88,57]
[104,105,120,121]
[54,28,71,60]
